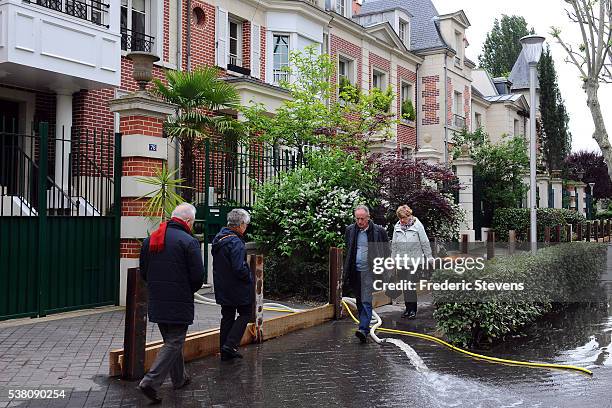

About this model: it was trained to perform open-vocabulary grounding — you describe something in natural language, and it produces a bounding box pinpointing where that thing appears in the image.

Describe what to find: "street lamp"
[520,35,545,254]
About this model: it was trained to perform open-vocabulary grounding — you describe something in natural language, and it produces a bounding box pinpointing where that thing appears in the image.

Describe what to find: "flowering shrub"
[369,153,464,242]
[251,149,377,297]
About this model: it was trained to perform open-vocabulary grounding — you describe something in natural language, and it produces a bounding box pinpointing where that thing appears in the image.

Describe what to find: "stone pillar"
[576,183,587,216]
[55,91,73,190]
[109,93,175,306]
[537,175,549,209]
[453,144,475,241]
[415,134,443,164]
[550,173,563,209]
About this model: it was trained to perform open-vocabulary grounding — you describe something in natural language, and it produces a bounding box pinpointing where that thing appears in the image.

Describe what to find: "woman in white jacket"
[391,205,432,319]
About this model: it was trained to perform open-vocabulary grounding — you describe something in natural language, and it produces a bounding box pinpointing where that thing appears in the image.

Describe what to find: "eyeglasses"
[355,217,369,221]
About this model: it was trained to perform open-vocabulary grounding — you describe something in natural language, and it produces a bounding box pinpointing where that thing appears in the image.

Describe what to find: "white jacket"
[391,217,433,262]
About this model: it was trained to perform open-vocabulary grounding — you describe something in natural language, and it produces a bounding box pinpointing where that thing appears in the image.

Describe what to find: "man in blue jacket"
[212,208,253,361]
[137,203,204,404]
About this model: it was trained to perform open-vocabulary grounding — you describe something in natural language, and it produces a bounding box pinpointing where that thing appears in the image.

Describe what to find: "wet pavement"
[0,245,611,407]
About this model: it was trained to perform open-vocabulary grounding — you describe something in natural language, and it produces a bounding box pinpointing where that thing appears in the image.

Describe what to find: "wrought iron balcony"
[24,0,109,27]
[227,54,250,75]
[121,28,155,52]
[453,114,466,129]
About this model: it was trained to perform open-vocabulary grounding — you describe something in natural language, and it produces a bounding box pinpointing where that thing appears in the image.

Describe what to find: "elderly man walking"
[344,205,390,343]
[212,209,253,361]
[138,203,204,404]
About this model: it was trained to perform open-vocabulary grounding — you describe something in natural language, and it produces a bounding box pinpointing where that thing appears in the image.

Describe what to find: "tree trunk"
[181,139,194,202]
[585,79,612,182]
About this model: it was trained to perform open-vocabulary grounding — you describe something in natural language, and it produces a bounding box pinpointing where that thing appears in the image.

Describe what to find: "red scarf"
[149,217,192,253]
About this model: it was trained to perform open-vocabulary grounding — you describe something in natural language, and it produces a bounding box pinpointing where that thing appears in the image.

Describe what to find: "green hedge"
[432,242,606,348]
[595,210,612,220]
[492,208,586,241]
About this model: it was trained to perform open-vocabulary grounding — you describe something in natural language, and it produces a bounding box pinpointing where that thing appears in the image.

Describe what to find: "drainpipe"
[415,62,420,150]
[443,52,448,165]
[177,0,182,71]
[186,0,191,71]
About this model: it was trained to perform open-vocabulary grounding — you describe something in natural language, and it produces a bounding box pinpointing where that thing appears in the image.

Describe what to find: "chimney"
[352,0,362,15]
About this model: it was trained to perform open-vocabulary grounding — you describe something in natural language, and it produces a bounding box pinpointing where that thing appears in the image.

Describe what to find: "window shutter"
[251,24,261,79]
[216,7,228,68]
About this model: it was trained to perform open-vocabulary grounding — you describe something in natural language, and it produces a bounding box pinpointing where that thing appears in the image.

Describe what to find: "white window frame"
[228,17,243,67]
[372,69,386,90]
[272,33,290,84]
[401,81,413,103]
[474,112,482,129]
[398,19,409,45]
[121,0,162,57]
[514,118,520,136]
[338,55,355,84]
[335,0,348,17]
[453,91,462,116]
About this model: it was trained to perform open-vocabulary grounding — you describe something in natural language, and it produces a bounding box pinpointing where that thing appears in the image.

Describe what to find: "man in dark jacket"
[212,208,253,361]
[344,205,390,343]
[138,203,204,403]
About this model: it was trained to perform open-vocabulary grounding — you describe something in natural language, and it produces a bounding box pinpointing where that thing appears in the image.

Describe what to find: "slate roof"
[508,48,540,90]
[357,0,447,52]
[484,94,523,103]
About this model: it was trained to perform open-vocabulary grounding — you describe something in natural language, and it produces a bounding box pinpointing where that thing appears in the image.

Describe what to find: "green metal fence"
[192,140,304,281]
[0,122,121,320]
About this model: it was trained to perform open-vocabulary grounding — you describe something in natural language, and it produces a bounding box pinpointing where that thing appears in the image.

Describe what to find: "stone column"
[55,91,73,191]
[575,183,587,216]
[453,144,475,241]
[537,174,549,208]
[550,171,563,209]
[109,92,175,306]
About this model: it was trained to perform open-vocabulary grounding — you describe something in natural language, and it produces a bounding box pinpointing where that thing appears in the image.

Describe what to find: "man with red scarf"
[137,203,204,404]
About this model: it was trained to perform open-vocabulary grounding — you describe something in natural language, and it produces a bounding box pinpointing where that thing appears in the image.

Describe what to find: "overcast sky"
[432,0,612,153]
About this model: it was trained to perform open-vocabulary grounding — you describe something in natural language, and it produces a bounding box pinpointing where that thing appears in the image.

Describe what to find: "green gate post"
[114,132,122,305]
[37,122,48,317]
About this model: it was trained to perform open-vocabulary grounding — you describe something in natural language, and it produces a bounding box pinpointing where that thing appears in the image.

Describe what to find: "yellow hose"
[341,300,593,376]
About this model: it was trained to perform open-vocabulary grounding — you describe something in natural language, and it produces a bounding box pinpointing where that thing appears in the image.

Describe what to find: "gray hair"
[171,203,196,221]
[227,208,251,227]
[354,205,370,215]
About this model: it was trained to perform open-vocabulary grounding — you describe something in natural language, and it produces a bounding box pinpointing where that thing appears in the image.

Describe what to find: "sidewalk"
[0,292,291,396]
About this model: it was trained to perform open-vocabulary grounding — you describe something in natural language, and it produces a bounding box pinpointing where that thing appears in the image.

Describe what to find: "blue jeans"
[357,299,373,333]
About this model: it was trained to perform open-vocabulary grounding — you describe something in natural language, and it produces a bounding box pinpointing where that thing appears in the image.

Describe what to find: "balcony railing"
[226,54,250,75]
[273,69,289,84]
[24,0,109,27]
[121,28,155,52]
[453,114,466,129]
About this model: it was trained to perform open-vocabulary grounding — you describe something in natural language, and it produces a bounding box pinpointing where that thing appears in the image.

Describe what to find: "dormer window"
[335,0,349,17]
[398,19,409,46]
[454,31,463,66]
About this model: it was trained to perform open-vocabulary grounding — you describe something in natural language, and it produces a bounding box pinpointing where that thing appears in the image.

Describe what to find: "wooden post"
[608,219,611,242]
[544,226,551,244]
[585,222,591,242]
[577,223,583,241]
[461,233,468,254]
[555,225,561,243]
[248,254,264,343]
[328,247,343,320]
[486,231,495,259]
[565,224,572,242]
[508,230,516,255]
[122,267,147,380]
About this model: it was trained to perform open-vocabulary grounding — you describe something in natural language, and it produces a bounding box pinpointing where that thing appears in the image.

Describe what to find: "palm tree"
[152,67,243,202]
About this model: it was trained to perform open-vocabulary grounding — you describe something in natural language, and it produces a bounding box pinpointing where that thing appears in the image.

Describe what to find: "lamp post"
[520,35,545,254]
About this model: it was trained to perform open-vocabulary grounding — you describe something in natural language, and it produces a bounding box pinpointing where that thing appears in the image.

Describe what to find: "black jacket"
[211,227,254,306]
[343,220,390,297]
[139,220,205,325]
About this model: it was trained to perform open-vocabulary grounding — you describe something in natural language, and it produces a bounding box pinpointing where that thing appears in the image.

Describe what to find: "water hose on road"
[341,298,593,376]
[193,293,301,313]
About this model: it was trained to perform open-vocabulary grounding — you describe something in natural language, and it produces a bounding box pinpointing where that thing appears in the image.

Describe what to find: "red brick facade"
[421,75,440,126]
[330,34,362,101]
[119,115,165,137]
[369,52,390,88]
[447,77,453,125]
[120,239,142,258]
[183,1,216,69]
[464,85,471,129]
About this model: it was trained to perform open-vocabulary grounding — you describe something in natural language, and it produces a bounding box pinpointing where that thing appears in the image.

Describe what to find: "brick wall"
[396,65,416,119]
[369,52,390,88]
[397,124,416,148]
[464,85,471,129]
[120,239,142,258]
[163,0,170,62]
[183,1,216,69]
[421,75,440,126]
[119,115,165,136]
[330,34,362,101]
[260,26,266,81]
[242,21,251,70]
[122,157,163,177]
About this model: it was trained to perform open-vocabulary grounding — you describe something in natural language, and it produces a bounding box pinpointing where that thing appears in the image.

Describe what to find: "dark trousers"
[140,323,188,391]
[401,268,418,313]
[220,304,252,350]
